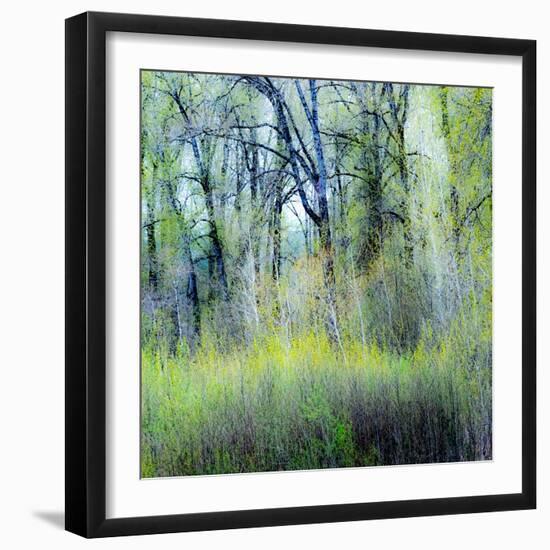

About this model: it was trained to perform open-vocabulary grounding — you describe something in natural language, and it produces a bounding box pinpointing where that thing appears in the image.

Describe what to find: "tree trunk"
[184,237,201,343]
[145,202,158,292]
[271,175,283,281]
[143,157,159,292]
[171,90,230,301]
[385,83,413,265]
[307,79,335,289]
[203,178,229,300]
[248,127,260,277]
[366,98,383,268]
[439,86,461,250]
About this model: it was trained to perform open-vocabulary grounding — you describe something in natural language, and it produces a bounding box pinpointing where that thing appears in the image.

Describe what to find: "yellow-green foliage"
[142,320,491,477]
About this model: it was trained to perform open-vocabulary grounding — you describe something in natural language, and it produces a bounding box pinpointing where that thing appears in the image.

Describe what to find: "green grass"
[141,327,491,477]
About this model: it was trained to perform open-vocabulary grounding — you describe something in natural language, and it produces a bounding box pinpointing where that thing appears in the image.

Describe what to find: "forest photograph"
[140,70,492,478]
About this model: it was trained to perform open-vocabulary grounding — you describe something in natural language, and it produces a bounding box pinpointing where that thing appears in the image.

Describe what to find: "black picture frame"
[65,11,536,538]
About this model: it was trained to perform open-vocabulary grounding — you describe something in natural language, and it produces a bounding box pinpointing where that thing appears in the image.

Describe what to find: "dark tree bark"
[203,180,229,301]
[242,76,339,341]
[385,83,413,264]
[243,77,320,227]
[163,169,202,345]
[145,214,158,291]
[301,82,332,246]
[349,82,384,271]
[439,86,461,249]
[245,124,261,277]
[184,237,201,343]
[141,132,159,292]
[170,90,230,301]
[297,79,335,289]
[270,157,284,281]
[145,171,159,292]
[365,90,384,268]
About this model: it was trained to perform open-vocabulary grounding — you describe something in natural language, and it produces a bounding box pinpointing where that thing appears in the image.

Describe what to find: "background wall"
[0,1,546,547]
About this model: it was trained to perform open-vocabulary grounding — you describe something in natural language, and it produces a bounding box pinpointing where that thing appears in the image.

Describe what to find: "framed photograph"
[65,11,536,538]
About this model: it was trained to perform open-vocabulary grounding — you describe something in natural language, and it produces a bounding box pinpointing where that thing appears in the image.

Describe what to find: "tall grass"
[142,323,491,477]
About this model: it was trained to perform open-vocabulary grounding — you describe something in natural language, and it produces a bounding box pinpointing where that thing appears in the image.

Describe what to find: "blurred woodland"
[140,71,492,477]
